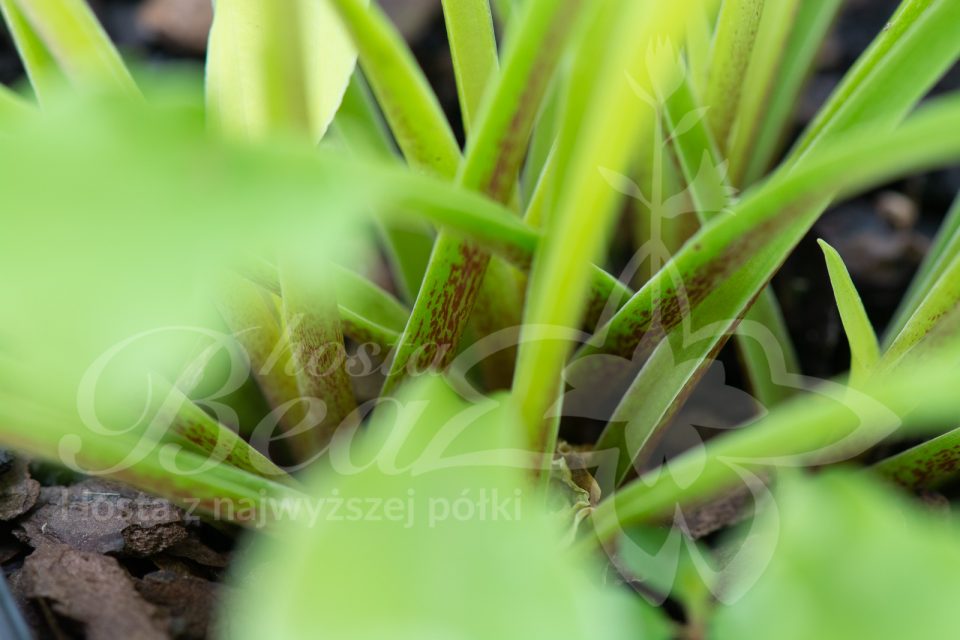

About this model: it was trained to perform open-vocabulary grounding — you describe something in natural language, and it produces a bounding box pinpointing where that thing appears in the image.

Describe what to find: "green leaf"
[583,72,795,484]
[818,239,880,386]
[586,354,960,546]
[703,0,764,152]
[581,95,960,481]
[332,70,397,159]
[575,0,960,477]
[206,0,356,140]
[330,0,527,394]
[278,259,358,450]
[791,0,958,161]
[240,257,409,349]
[682,0,720,95]
[383,0,590,394]
[331,71,434,303]
[711,471,960,640]
[665,75,799,406]
[147,377,292,483]
[215,273,323,463]
[223,377,671,639]
[885,190,960,345]
[725,0,801,186]
[742,0,843,184]
[491,0,519,25]
[0,82,30,124]
[873,426,960,490]
[327,0,461,175]
[440,0,499,134]
[581,93,960,373]
[0,0,62,103]
[0,387,302,525]
[881,249,960,370]
[9,0,138,98]
[522,74,563,202]
[513,0,700,459]
[327,266,410,338]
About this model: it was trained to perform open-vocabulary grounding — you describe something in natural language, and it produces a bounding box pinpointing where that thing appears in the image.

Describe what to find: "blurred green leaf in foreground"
[712,470,960,639]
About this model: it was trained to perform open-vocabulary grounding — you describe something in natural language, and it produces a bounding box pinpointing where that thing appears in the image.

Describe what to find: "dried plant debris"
[21,544,169,640]
[0,459,40,522]
[136,571,220,640]
[16,479,190,557]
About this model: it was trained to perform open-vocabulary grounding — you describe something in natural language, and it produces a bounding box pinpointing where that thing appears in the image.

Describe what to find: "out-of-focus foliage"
[711,470,960,640]
[0,0,960,636]
[224,377,672,639]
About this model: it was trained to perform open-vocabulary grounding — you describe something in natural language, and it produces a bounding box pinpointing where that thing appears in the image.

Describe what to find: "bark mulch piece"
[20,543,169,640]
[16,479,190,557]
[166,536,230,569]
[136,570,221,640]
[0,460,40,522]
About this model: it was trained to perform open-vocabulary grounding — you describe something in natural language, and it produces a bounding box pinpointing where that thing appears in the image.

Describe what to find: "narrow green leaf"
[148,377,292,482]
[586,356,960,547]
[11,0,138,97]
[439,0,531,391]
[328,0,526,392]
[581,96,960,480]
[584,95,960,364]
[884,191,960,346]
[530,0,621,225]
[279,260,358,450]
[581,0,959,478]
[818,240,880,386]
[742,0,842,184]
[881,250,960,370]
[682,0,720,95]
[332,70,397,159]
[0,389,302,526]
[703,0,764,153]
[332,71,434,303]
[522,74,563,201]
[665,76,799,405]
[327,0,461,175]
[791,0,952,162]
[491,0,519,25]
[513,0,700,460]
[383,0,590,394]
[441,0,499,134]
[216,273,321,463]
[725,0,800,186]
[329,266,410,337]
[873,426,960,490]
[240,257,409,349]
[578,72,816,485]
[0,0,61,103]
[580,0,960,367]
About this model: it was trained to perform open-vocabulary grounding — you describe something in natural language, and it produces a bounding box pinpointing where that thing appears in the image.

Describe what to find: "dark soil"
[1,1,958,638]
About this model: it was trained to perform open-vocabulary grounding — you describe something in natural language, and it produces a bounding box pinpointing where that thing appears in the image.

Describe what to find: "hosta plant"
[1,0,960,637]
